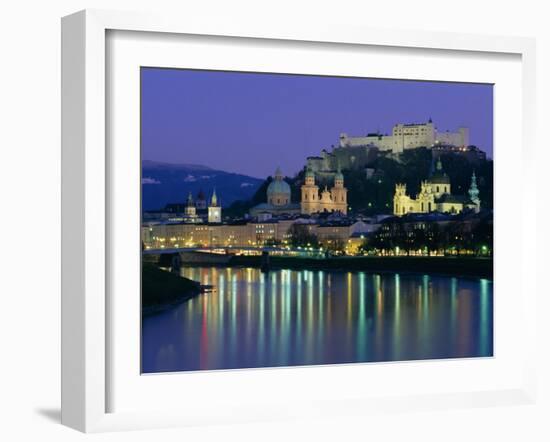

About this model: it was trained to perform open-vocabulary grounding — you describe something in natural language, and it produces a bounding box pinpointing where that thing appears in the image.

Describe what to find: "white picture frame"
[61,9,537,433]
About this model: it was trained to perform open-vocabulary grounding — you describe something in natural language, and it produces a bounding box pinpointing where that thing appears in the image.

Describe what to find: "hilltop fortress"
[248,120,482,218]
[339,119,469,153]
[307,119,471,175]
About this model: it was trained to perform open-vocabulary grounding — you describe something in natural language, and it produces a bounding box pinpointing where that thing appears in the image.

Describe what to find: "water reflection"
[142,267,493,373]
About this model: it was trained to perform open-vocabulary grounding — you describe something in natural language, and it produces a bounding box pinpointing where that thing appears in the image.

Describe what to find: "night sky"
[141,68,493,179]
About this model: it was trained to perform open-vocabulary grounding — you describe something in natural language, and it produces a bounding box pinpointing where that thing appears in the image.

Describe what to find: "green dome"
[267,178,291,196]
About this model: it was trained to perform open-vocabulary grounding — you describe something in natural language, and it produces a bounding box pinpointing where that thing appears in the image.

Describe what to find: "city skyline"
[141,68,493,179]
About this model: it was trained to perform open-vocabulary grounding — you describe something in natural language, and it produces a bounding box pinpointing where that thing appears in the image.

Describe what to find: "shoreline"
[142,263,202,316]
[188,255,494,280]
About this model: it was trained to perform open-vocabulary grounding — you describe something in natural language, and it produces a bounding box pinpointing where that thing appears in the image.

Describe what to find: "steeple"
[274,166,283,180]
[436,157,443,172]
[185,191,197,218]
[207,188,222,223]
[468,171,480,202]
[210,188,218,207]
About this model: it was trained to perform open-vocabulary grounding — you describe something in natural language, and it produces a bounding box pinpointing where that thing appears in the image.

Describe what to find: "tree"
[287,224,319,248]
[444,221,473,254]
[471,218,493,255]
[324,236,346,254]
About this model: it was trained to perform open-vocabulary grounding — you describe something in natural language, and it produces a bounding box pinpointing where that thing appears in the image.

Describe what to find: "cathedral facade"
[301,168,348,215]
[249,167,301,217]
[393,159,481,216]
[249,167,348,217]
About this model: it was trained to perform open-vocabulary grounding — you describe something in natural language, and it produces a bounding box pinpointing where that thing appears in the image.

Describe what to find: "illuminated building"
[249,167,301,216]
[300,167,347,215]
[393,159,481,216]
[207,189,222,223]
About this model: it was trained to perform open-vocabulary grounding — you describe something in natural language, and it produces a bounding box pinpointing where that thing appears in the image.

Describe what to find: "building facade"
[300,168,347,215]
[142,218,374,253]
[339,119,469,154]
[207,189,222,223]
[249,168,302,217]
[183,192,201,223]
[393,159,480,216]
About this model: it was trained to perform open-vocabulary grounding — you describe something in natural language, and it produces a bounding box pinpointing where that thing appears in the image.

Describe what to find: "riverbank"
[142,263,202,316]
[227,255,493,279]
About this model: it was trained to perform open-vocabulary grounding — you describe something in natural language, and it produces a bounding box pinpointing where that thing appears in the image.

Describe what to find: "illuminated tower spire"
[211,188,218,207]
[468,171,481,213]
[208,188,221,223]
[468,171,480,203]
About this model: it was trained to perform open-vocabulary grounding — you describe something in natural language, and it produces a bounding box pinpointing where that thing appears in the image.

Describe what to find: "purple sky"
[141,68,493,179]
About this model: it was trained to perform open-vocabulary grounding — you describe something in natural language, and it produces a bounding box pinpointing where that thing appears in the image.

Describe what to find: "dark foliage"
[142,263,200,308]
[226,147,493,217]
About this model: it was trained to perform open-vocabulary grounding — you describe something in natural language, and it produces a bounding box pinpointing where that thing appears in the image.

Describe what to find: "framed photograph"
[61,9,537,432]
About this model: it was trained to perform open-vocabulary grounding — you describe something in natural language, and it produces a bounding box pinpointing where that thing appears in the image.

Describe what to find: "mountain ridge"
[142,161,263,211]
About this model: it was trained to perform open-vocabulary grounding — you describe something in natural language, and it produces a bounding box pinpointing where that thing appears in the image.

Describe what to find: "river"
[142,267,493,373]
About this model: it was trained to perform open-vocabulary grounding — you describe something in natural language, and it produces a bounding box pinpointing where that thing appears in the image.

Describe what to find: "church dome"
[430,173,450,184]
[430,158,450,184]
[267,167,291,197]
[267,178,291,196]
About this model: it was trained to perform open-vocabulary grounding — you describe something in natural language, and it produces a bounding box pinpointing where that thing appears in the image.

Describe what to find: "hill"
[142,160,263,211]
[227,147,493,216]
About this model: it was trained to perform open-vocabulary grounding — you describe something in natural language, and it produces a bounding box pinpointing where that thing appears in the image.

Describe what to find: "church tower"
[301,167,320,214]
[208,188,222,223]
[330,167,348,214]
[393,184,410,216]
[430,157,451,198]
[468,171,481,213]
[185,192,196,217]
